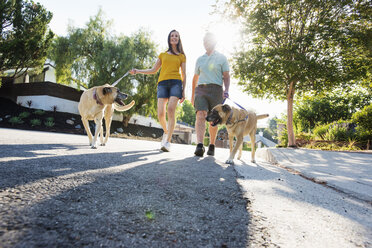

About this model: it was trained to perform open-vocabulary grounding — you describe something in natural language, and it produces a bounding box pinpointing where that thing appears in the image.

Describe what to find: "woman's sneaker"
[161,141,171,152]
[161,134,168,148]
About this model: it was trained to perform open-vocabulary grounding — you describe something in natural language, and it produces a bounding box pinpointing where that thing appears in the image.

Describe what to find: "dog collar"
[93,89,103,105]
[226,112,249,126]
[226,112,234,125]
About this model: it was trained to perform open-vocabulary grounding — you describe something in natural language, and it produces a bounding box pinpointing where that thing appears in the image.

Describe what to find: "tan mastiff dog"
[206,104,269,164]
[78,84,135,148]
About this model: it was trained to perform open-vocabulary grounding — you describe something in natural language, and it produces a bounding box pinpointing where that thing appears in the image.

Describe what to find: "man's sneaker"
[161,141,171,152]
[207,144,215,156]
[194,143,205,157]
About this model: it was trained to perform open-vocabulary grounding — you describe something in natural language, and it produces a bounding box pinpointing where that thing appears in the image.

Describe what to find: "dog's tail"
[257,114,269,120]
[114,100,135,112]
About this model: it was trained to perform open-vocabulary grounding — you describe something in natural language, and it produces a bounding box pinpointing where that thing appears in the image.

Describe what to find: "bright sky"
[36,0,286,126]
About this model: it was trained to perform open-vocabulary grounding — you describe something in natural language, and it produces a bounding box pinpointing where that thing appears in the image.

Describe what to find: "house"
[0,64,196,143]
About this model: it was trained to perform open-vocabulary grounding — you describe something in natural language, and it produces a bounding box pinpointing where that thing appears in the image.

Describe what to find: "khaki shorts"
[194,84,223,112]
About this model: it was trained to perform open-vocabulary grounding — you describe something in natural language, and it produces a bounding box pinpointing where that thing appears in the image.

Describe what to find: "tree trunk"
[287,82,296,147]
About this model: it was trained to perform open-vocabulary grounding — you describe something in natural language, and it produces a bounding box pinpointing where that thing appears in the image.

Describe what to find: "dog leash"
[223,96,249,125]
[112,71,130,87]
[222,96,247,111]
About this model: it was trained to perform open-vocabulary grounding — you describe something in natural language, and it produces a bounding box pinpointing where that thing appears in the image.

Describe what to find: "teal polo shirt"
[194,51,229,86]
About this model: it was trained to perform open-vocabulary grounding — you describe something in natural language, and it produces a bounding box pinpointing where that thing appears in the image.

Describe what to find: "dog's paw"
[225,159,234,165]
[251,159,256,163]
[91,146,97,149]
[100,143,106,146]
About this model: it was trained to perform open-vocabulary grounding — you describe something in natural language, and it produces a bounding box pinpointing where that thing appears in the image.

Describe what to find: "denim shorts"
[157,79,183,99]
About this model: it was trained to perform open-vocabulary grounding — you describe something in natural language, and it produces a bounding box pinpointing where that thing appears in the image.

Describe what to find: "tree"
[177,100,196,126]
[293,88,372,132]
[218,0,371,146]
[48,9,159,119]
[0,0,54,83]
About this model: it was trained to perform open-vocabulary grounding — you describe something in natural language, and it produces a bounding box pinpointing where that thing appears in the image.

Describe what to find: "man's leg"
[194,110,207,156]
[196,110,207,144]
[209,123,218,145]
[206,122,218,156]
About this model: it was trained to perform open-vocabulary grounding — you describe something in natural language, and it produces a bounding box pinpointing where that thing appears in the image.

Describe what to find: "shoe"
[207,144,215,156]
[161,134,168,147]
[194,143,205,157]
[161,141,170,152]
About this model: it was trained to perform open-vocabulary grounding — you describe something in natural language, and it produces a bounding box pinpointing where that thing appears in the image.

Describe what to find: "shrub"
[45,117,54,122]
[19,112,31,119]
[30,119,41,127]
[352,104,372,131]
[203,137,210,146]
[33,109,45,115]
[324,122,356,142]
[277,128,288,147]
[313,123,331,140]
[296,132,312,141]
[9,116,24,125]
[44,120,55,127]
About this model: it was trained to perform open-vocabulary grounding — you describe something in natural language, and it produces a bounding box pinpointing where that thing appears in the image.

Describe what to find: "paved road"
[0,128,371,247]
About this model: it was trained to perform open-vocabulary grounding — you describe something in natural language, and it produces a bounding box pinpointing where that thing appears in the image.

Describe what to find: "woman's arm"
[180,61,186,103]
[130,58,161,75]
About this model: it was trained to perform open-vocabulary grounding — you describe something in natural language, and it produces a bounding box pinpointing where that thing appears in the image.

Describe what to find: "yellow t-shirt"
[158,52,186,83]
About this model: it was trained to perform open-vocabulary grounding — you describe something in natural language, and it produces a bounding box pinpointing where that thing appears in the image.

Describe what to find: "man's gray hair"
[204,32,217,46]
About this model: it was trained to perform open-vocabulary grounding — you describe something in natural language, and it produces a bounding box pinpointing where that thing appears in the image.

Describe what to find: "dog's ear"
[222,104,231,113]
[102,87,112,95]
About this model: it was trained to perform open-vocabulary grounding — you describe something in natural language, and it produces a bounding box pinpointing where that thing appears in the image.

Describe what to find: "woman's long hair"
[167,29,185,57]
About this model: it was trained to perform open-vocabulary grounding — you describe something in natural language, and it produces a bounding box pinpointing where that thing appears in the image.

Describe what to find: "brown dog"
[78,84,135,148]
[206,104,269,164]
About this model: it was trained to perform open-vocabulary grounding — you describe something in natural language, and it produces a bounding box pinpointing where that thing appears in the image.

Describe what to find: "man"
[191,32,230,156]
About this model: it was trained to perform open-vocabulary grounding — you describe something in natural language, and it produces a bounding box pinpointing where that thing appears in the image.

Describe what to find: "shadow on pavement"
[0,145,249,247]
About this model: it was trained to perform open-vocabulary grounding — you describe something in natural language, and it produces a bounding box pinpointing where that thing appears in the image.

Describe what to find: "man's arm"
[191,74,199,106]
[222,71,230,98]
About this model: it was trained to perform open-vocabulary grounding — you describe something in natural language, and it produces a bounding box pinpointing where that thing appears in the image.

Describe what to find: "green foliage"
[218,0,371,146]
[294,88,372,131]
[313,124,331,140]
[177,100,196,126]
[48,9,159,119]
[33,109,45,115]
[45,117,54,122]
[203,137,210,147]
[44,120,55,127]
[8,116,23,125]
[351,103,372,131]
[303,141,361,151]
[325,124,356,142]
[145,210,155,221]
[30,118,41,127]
[0,0,54,77]
[278,128,288,147]
[18,111,30,119]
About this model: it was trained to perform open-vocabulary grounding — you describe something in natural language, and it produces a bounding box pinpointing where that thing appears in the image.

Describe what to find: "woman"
[130,30,186,152]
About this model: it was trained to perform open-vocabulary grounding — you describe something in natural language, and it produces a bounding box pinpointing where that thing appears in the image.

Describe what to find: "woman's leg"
[158,98,168,135]
[166,96,179,142]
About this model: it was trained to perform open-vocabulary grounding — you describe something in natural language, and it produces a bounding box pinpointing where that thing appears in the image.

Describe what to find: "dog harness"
[226,112,249,126]
[93,89,103,105]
